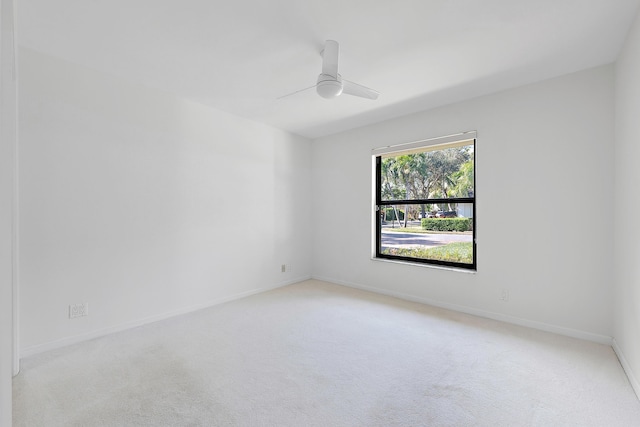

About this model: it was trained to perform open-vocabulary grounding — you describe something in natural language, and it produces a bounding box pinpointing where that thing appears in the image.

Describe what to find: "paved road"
[381,230,471,249]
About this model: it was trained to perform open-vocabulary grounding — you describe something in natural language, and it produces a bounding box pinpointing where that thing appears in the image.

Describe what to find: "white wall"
[18,48,312,355]
[614,8,640,395]
[312,65,615,342]
[0,0,16,424]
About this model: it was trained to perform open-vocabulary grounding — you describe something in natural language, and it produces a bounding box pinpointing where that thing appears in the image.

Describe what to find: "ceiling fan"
[279,40,379,100]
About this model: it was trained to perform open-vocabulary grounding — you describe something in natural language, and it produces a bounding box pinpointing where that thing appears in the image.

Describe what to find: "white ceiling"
[17,0,640,139]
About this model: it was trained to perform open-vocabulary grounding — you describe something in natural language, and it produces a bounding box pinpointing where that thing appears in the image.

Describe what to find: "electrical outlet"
[281,264,286,273]
[69,303,89,319]
[500,289,509,302]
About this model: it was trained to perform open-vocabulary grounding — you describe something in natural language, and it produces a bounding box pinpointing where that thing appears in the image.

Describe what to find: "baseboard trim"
[20,275,311,358]
[312,275,613,345]
[613,339,640,400]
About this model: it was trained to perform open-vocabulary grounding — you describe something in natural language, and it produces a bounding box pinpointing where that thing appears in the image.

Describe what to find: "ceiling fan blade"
[277,84,317,100]
[342,79,379,100]
[321,40,339,78]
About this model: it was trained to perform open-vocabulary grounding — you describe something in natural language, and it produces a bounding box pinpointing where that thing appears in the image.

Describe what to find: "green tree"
[380,158,404,227]
[395,155,415,227]
[450,160,474,197]
[381,146,471,219]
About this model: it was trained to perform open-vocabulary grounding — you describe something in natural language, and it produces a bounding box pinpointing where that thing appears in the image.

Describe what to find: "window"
[373,132,476,270]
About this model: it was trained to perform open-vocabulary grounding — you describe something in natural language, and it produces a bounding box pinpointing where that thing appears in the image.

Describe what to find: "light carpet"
[13,279,640,426]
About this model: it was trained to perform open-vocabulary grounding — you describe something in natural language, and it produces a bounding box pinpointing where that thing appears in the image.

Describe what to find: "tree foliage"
[450,160,474,198]
[381,146,473,207]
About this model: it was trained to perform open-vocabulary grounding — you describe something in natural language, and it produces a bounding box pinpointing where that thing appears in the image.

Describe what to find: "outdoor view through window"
[374,135,476,269]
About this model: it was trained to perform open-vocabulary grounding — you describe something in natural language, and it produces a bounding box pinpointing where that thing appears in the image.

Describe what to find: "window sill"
[371,256,477,274]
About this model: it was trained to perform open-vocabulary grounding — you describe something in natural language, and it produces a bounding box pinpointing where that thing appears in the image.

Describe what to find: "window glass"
[374,137,475,270]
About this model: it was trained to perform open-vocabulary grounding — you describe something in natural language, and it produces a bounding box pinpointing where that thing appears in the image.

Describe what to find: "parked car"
[436,210,457,218]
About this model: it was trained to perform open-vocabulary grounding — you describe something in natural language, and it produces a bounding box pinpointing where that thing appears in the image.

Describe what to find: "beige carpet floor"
[12,279,640,426]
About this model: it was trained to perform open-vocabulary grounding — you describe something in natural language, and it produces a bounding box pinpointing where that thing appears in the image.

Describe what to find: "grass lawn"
[382,242,473,263]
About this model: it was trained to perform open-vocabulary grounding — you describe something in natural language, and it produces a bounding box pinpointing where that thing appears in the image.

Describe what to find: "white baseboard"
[613,339,640,400]
[312,275,613,346]
[20,275,311,358]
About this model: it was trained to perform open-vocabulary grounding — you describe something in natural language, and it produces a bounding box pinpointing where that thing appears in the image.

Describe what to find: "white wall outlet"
[69,302,89,318]
[500,289,509,302]
[281,264,293,273]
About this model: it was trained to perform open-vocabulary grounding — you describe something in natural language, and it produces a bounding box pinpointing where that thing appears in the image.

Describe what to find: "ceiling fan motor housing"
[316,74,343,98]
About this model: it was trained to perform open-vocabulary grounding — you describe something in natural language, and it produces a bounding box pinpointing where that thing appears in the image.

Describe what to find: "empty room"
[3,0,640,425]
